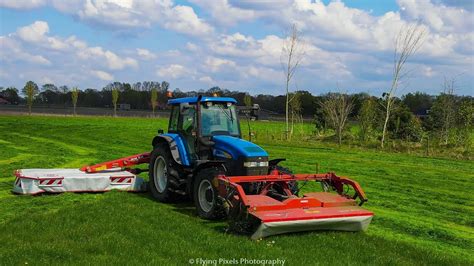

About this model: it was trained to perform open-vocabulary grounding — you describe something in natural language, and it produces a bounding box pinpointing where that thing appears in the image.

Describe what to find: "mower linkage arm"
[217,172,368,206]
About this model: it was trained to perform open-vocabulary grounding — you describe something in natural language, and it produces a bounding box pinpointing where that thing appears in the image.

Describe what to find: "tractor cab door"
[174,104,198,162]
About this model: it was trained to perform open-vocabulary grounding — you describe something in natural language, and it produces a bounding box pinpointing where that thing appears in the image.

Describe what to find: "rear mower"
[12,95,373,239]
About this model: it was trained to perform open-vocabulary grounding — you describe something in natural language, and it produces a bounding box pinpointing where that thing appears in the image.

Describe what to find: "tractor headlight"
[243,161,269,167]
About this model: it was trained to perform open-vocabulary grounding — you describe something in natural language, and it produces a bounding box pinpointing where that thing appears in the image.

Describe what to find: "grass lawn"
[0,115,473,265]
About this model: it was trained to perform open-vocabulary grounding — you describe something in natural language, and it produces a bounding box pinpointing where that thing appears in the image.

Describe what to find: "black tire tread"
[193,167,227,220]
[148,143,181,202]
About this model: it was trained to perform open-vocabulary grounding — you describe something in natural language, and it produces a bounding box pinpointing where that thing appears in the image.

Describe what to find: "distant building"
[118,103,131,110]
[0,96,10,104]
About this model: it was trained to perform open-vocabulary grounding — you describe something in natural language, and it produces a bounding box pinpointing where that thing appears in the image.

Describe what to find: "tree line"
[0,80,472,151]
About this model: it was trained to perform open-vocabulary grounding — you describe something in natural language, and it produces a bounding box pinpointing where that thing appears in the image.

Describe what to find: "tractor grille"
[229,156,268,176]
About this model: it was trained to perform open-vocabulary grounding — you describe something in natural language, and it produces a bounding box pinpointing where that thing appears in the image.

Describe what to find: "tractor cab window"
[178,105,196,134]
[177,104,197,159]
[168,106,179,132]
[201,102,240,137]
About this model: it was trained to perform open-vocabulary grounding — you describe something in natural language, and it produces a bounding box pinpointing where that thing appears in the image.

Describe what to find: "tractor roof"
[168,96,237,105]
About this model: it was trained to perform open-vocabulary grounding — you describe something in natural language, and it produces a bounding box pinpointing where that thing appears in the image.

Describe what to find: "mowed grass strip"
[0,115,472,265]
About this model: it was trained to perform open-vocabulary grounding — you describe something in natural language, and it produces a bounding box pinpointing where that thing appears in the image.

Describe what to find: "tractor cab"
[167,96,241,162]
[162,96,268,177]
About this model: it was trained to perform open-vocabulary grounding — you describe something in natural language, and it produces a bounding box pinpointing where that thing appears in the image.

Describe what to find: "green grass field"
[0,115,473,265]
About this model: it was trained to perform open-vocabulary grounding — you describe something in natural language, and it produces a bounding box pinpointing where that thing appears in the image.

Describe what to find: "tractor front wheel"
[149,143,180,202]
[193,168,226,220]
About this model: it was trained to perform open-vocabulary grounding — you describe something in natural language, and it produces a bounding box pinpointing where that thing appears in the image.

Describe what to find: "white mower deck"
[13,168,146,195]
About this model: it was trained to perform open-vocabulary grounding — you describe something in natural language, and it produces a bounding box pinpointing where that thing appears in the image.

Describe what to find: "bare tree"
[320,93,353,145]
[439,76,457,144]
[281,23,305,139]
[289,91,302,137]
[381,23,426,148]
[71,87,79,116]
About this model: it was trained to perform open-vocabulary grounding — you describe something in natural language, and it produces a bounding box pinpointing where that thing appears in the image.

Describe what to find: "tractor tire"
[269,165,299,196]
[149,143,180,203]
[193,167,227,220]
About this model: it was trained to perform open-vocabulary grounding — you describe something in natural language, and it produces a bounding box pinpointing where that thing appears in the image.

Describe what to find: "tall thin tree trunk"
[381,104,391,149]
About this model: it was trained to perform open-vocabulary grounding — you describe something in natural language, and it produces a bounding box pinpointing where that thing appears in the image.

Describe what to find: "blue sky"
[0,0,473,96]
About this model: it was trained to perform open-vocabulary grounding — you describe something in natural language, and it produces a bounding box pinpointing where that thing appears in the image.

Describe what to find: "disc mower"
[12,96,373,239]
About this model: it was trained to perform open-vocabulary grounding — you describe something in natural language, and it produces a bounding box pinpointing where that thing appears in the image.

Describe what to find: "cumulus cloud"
[0,0,472,94]
[0,36,51,66]
[199,76,214,84]
[4,0,214,36]
[205,56,236,72]
[156,64,190,79]
[0,20,141,87]
[77,46,138,70]
[190,0,257,26]
[136,48,156,60]
[0,0,46,9]
[91,70,114,81]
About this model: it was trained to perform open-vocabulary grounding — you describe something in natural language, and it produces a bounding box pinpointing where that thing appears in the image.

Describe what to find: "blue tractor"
[148,95,282,219]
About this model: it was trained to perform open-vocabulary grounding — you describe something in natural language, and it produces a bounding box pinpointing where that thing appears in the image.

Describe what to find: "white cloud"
[190,0,257,26]
[136,48,156,60]
[186,42,199,52]
[8,0,215,36]
[0,0,472,95]
[0,36,51,65]
[17,21,49,42]
[199,76,214,84]
[0,0,46,9]
[205,56,236,72]
[16,20,70,51]
[398,0,473,33]
[91,70,114,81]
[164,5,214,36]
[156,64,189,79]
[77,46,138,70]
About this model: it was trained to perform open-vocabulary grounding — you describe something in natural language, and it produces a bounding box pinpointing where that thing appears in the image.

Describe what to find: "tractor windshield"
[201,102,240,137]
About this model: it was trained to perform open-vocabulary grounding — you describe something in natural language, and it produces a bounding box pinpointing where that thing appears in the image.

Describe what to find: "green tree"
[456,98,474,151]
[22,81,39,115]
[244,93,252,107]
[358,97,378,142]
[112,87,119,117]
[402,92,433,115]
[151,87,158,116]
[388,103,423,142]
[71,87,79,116]
[427,93,456,145]
[0,87,20,104]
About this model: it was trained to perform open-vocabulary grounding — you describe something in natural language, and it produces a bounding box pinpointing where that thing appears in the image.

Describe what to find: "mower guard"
[218,173,373,239]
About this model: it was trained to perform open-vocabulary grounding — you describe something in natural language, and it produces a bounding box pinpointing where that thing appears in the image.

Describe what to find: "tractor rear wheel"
[193,167,226,220]
[149,143,180,202]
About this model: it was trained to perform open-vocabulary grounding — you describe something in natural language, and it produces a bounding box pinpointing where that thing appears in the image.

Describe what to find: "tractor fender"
[269,158,286,167]
[151,134,190,166]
